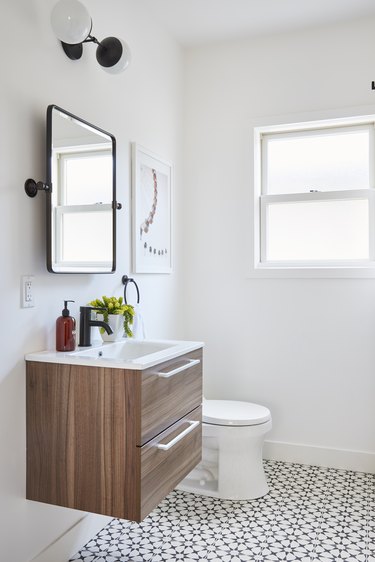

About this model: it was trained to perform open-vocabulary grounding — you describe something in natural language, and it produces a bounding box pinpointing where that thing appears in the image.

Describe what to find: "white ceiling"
[137,0,375,46]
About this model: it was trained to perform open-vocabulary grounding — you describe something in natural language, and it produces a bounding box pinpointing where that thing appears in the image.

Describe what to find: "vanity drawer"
[139,405,201,520]
[140,348,202,445]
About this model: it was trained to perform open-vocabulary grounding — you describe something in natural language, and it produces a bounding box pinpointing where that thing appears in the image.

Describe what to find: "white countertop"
[25,339,204,370]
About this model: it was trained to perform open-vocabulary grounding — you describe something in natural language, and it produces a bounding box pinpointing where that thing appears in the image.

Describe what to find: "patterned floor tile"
[69,551,98,561]
[69,460,374,562]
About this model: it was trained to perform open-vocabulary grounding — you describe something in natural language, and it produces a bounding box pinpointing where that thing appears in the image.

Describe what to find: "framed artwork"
[132,143,172,273]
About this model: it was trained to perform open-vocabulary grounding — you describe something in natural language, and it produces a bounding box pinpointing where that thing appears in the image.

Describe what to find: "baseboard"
[264,440,375,474]
[30,513,112,562]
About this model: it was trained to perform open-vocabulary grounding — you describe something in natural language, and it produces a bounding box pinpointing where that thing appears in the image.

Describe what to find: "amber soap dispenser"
[56,300,76,352]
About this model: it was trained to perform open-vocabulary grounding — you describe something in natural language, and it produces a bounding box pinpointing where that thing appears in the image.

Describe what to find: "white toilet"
[179,398,272,500]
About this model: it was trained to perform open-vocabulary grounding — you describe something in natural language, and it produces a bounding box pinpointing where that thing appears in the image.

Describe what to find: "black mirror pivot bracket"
[24,178,51,198]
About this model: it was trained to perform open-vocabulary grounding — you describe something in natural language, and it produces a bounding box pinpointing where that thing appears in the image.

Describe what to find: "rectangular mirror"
[46,105,117,273]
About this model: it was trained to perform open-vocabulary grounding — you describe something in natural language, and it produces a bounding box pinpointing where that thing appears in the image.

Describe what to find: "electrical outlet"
[21,275,35,308]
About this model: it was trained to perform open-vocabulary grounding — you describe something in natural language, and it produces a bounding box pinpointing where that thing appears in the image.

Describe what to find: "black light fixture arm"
[82,34,102,47]
[24,178,51,198]
[61,33,105,61]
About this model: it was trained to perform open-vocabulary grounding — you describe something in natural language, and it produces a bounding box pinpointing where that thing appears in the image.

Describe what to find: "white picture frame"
[132,143,172,273]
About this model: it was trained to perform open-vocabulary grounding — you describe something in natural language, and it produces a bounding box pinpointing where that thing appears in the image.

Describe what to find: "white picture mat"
[132,144,172,273]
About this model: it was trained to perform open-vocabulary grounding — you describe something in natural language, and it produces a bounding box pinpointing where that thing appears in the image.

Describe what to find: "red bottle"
[56,300,76,352]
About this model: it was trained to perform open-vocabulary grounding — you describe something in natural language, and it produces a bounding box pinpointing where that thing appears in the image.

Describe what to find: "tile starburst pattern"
[70,460,375,562]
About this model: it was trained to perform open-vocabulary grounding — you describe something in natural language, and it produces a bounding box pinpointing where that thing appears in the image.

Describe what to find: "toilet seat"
[203,399,271,426]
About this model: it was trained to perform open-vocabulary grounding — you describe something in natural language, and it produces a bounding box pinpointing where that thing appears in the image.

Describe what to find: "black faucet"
[78,306,113,347]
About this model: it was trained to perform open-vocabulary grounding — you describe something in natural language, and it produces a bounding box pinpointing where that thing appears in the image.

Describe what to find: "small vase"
[97,313,124,342]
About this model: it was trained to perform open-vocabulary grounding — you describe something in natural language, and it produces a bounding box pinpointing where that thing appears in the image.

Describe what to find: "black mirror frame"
[46,104,118,274]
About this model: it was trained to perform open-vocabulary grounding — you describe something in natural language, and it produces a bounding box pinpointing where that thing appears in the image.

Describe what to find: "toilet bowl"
[178,398,272,500]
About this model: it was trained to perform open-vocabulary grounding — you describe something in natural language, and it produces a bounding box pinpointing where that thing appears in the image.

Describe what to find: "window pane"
[61,211,112,262]
[64,154,112,205]
[266,199,369,261]
[265,129,370,194]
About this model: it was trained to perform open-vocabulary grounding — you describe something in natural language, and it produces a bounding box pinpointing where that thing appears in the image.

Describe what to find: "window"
[253,116,375,275]
[51,145,113,267]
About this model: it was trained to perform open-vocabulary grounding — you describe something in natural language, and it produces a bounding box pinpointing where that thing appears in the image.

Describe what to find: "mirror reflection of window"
[60,151,112,205]
[60,211,112,262]
[53,146,113,265]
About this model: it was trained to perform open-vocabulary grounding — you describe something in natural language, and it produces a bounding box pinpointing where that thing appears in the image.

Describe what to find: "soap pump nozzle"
[62,300,75,317]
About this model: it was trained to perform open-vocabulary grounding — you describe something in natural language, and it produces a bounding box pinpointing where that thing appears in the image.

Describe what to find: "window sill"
[247,265,375,279]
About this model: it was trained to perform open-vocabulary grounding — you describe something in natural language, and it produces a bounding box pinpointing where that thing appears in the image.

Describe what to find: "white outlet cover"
[21,275,35,308]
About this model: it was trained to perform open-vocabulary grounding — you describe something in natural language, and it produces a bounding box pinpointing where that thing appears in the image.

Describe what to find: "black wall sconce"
[51,0,131,74]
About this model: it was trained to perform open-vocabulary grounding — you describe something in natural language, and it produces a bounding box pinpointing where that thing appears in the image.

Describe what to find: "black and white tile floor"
[70,460,375,562]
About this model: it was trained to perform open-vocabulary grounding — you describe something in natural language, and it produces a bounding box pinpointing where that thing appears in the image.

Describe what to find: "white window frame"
[51,144,113,269]
[250,111,375,278]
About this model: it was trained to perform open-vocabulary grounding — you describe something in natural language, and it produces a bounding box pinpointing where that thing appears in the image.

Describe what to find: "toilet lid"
[202,399,271,426]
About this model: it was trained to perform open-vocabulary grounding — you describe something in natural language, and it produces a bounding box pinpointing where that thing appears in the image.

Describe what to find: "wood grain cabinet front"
[26,348,203,522]
[140,406,201,520]
[140,348,202,444]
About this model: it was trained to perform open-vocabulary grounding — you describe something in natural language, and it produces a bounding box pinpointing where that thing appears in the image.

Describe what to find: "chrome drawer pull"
[156,420,200,451]
[156,358,200,378]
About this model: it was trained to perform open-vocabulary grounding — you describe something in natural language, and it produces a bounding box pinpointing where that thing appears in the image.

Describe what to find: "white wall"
[183,19,375,468]
[0,1,184,560]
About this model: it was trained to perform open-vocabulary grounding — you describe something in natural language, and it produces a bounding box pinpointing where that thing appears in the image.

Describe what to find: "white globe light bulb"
[51,0,91,44]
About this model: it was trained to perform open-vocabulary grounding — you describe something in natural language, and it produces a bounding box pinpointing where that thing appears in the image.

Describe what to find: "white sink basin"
[25,339,204,370]
[71,340,174,361]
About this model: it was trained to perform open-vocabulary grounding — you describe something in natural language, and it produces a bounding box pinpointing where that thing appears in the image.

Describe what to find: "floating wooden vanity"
[26,347,202,521]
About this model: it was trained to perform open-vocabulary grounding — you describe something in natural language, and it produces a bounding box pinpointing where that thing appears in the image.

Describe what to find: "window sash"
[260,189,375,266]
[261,123,375,196]
[58,149,112,206]
[54,204,112,266]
